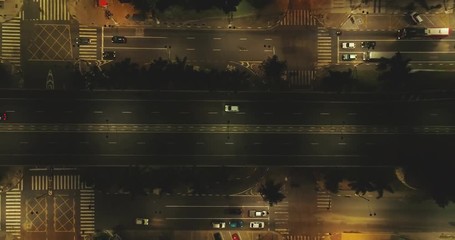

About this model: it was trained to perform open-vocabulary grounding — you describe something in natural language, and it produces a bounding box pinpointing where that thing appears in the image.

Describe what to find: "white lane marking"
[213,37,221,40]
[186,48,195,51]
[166,205,267,208]
[213,49,221,51]
[225,142,234,145]
[137,142,146,144]
[93,111,103,114]
[320,112,330,116]
[122,111,132,114]
[207,112,218,115]
[265,38,272,41]
[196,142,204,145]
[20,142,28,144]
[108,142,117,144]
[186,37,195,39]
[239,49,248,52]
[114,36,168,39]
[239,38,247,40]
[338,142,347,145]
[5,110,16,113]
[311,142,319,145]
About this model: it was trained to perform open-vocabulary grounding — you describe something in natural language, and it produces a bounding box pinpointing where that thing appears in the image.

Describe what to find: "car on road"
[103,51,116,60]
[112,36,127,43]
[361,41,376,49]
[250,221,265,229]
[229,219,244,228]
[213,232,223,240]
[75,37,92,46]
[248,210,268,217]
[226,208,242,215]
[135,218,149,225]
[341,42,355,49]
[232,233,241,240]
[225,104,239,112]
[410,12,423,24]
[212,220,226,229]
[1,112,7,121]
[341,54,357,61]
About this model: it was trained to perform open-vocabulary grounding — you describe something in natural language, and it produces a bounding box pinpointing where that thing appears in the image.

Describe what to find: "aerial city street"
[0,0,455,240]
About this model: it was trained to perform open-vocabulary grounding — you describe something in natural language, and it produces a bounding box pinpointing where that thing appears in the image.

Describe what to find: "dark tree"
[259,55,288,90]
[319,69,354,92]
[377,52,412,91]
[0,63,13,88]
[246,0,274,9]
[107,58,140,89]
[258,179,286,206]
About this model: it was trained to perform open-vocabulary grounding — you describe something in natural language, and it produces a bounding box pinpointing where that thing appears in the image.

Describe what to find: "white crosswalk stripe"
[280,10,317,26]
[80,189,95,236]
[286,236,325,240]
[32,175,88,190]
[331,0,347,11]
[78,26,98,60]
[33,0,70,20]
[5,180,23,239]
[272,200,289,235]
[287,70,316,88]
[317,27,332,67]
[1,16,22,67]
[317,191,332,210]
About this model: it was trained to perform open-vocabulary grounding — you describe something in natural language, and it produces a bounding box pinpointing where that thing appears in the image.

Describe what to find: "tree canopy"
[377,52,412,91]
[258,179,286,206]
[259,55,288,90]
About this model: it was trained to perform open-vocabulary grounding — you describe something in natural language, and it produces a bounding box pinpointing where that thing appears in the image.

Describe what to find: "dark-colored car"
[112,36,127,43]
[76,37,92,46]
[213,232,223,240]
[225,208,242,215]
[228,220,244,228]
[361,41,376,49]
[103,51,116,60]
[0,112,7,121]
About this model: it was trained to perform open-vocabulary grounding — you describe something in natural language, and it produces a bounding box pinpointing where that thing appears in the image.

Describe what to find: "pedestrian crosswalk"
[78,26,98,60]
[317,27,332,67]
[280,10,317,26]
[5,180,23,239]
[31,175,88,190]
[287,70,316,88]
[316,191,332,210]
[1,16,22,67]
[272,200,289,236]
[286,235,327,240]
[80,189,95,237]
[33,0,71,20]
[331,0,347,12]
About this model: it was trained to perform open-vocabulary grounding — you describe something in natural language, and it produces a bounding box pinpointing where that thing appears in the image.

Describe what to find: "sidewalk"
[0,0,23,23]
[0,166,23,192]
[67,0,287,29]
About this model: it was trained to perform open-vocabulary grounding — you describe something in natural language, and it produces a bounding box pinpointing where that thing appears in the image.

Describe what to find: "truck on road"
[363,52,397,62]
[397,27,450,39]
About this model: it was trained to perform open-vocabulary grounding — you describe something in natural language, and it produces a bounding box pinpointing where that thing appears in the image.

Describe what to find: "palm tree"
[258,179,286,206]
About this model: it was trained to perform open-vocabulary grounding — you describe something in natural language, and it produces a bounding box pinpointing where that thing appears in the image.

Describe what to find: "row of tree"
[71,55,288,91]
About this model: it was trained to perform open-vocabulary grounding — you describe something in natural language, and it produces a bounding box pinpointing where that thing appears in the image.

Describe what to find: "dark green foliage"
[246,0,274,9]
[259,55,288,90]
[132,0,241,13]
[376,52,412,91]
[258,179,286,206]
[319,69,354,92]
[0,63,13,88]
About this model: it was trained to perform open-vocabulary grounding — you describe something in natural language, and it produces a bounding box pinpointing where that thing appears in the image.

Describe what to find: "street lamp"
[356,194,376,216]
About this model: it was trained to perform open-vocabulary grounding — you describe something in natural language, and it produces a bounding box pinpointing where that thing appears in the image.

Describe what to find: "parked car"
[1,112,7,121]
[410,12,423,24]
[213,232,223,240]
[212,220,226,229]
[135,218,149,225]
[249,221,265,229]
[341,42,355,49]
[232,233,241,240]
[228,220,244,228]
[225,104,239,112]
[226,208,242,215]
[103,51,116,60]
[361,41,376,49]
[248,210,268,217]
[112,36,127,43]
[341,53,357,61]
